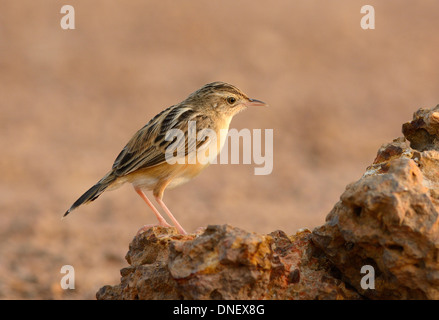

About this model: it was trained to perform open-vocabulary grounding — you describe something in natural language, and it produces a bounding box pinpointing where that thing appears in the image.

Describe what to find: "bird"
[63,82,267,235]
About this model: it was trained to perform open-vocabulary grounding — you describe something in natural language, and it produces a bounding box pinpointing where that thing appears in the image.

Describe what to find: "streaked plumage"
[64,82,267,234]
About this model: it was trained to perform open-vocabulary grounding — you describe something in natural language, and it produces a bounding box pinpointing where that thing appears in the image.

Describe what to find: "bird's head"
[184,81,267,118]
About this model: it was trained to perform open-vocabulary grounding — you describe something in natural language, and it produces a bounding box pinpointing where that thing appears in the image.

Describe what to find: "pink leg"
[155,196,187,235]
[134,186,172,229]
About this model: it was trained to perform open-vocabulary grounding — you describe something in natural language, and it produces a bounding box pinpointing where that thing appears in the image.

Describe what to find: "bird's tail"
[63,172,116,218]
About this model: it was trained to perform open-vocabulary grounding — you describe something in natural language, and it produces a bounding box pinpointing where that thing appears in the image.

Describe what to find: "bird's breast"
[214,116,233,155]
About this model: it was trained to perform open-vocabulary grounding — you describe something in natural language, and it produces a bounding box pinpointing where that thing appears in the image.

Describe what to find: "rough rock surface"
[313,105,439,299]
[96,225,360,300]
[97,105,439,300]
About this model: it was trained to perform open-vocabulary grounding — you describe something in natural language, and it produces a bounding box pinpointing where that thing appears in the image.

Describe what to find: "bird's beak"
[245,98,268,107]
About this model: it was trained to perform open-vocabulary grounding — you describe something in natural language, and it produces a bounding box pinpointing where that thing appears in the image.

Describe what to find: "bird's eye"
[227,97,236,105]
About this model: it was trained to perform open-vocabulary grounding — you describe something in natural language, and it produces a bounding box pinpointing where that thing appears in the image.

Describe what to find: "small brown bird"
[64,82,267,234]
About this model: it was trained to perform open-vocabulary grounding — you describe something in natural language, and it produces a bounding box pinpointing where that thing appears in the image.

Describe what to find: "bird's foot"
[176,226,187,235]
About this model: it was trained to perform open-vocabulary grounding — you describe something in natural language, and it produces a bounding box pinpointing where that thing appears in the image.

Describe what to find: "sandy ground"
[1,0,439,299]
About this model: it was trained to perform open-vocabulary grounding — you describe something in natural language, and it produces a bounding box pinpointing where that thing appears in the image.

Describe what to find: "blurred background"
[1,0,439,299]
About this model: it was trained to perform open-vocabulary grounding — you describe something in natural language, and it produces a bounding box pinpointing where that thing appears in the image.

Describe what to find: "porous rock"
[96,225,360,300]
[313,105,439,299]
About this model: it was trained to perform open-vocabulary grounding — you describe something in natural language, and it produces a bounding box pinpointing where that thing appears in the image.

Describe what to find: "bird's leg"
[133,186,173,232]
[155,196,187,235]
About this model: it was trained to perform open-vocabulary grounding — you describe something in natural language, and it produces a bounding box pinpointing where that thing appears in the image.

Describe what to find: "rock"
[96,225,360,300]
[313,105,439,299]
[97,105,439,300]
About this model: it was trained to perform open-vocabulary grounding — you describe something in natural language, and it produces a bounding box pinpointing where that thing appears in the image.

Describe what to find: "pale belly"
[130,175,159,189]
[127,162,210,191]
[166,174,197,189]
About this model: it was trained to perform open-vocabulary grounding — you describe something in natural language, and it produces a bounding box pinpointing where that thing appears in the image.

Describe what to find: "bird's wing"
[112,105,214,176]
